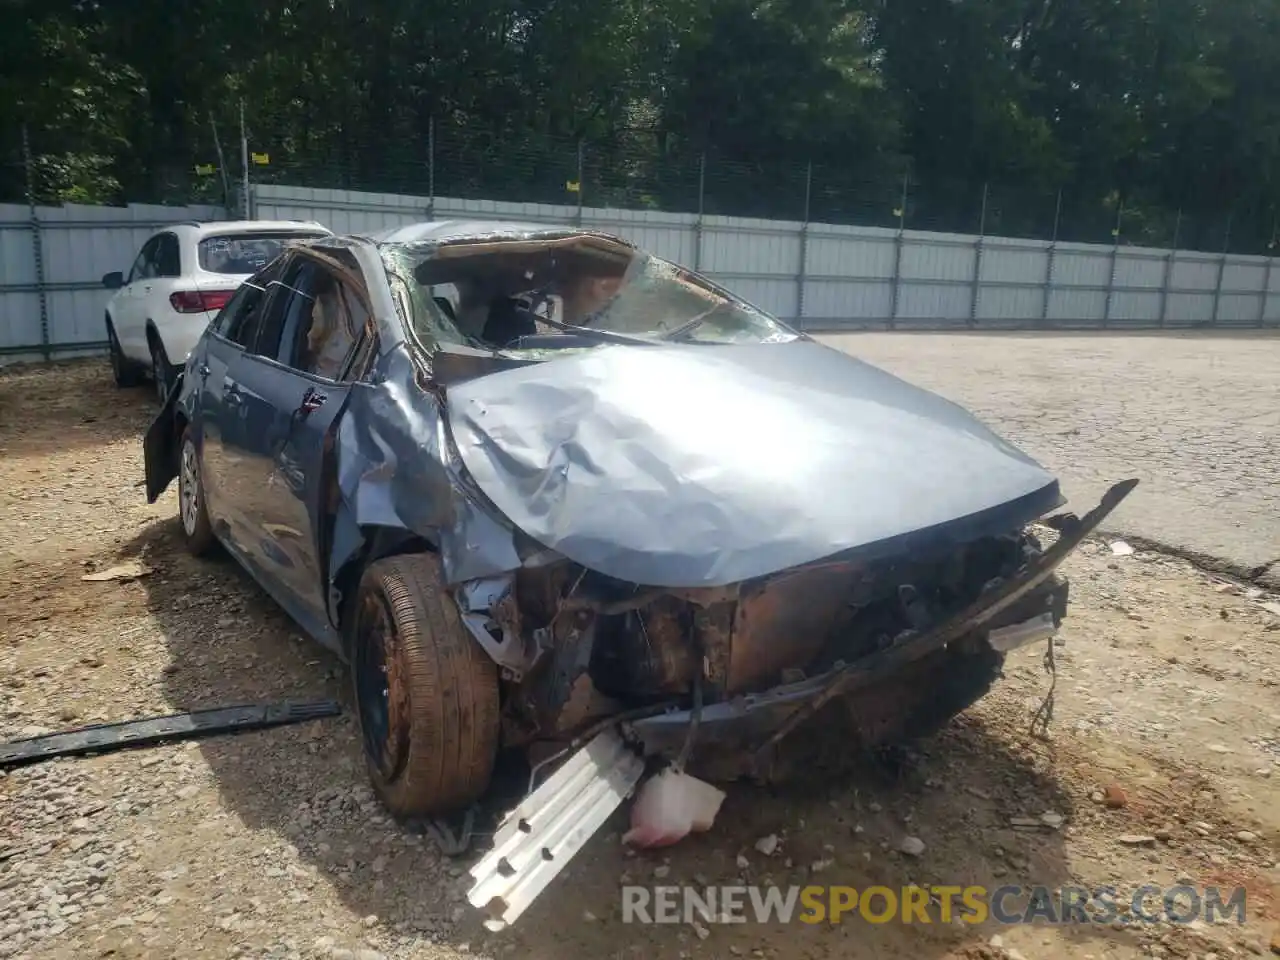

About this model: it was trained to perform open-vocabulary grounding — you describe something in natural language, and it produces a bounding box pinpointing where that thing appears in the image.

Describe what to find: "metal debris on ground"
[0,701,342,768]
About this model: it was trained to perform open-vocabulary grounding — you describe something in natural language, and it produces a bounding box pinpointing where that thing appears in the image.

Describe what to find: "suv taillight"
[170,290,235,313]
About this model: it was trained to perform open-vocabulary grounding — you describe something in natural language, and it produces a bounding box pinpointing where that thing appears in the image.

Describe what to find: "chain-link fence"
[5,118,1276,257]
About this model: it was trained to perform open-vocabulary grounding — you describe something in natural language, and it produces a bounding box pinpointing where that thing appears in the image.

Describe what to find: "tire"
[351,553,500,818]
[177,426,216,556]
[107,321,141,388]
[150,333,175,404]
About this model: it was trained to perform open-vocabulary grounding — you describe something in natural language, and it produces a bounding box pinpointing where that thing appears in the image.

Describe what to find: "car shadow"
[125,517,1127,959]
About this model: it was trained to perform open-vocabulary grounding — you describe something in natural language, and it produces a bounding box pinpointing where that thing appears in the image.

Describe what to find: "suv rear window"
[198,232,326,275]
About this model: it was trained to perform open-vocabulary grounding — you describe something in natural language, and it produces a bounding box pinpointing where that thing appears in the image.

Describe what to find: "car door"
[198,263,284,552]
[219,252,375,642]
[116,237,160,361]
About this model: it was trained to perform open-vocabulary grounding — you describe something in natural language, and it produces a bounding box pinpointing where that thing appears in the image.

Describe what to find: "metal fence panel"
[6,180,1280,365]
[1,200,224,362]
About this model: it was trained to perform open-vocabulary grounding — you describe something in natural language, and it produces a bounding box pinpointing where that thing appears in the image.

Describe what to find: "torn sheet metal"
[467,729,644,931]
[330,346,521,585]
[446,339,1064,588]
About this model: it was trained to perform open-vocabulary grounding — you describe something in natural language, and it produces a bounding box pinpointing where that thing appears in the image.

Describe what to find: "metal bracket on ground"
[0,700,342,769]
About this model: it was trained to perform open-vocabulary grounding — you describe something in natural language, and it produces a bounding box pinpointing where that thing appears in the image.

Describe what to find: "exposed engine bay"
[456,525,1067,778]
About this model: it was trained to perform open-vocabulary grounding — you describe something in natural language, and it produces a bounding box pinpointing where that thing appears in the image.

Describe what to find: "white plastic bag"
[622,767,726,848]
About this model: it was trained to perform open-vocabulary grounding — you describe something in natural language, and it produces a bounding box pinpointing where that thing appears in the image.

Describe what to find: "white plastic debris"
[1109,540,1135,556]
[622,768,726,848]
[754,834,780,856]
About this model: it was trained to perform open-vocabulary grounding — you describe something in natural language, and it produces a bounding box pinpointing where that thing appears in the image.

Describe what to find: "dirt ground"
[1,357,1278,960]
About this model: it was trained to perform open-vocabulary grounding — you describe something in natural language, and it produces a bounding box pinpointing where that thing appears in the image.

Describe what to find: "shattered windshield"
[381,236,796,354]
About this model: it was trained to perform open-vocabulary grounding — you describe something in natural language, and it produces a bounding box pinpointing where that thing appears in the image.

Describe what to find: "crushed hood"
[444,340,1062,587]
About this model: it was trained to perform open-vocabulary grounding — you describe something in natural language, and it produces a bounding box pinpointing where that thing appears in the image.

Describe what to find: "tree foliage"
[3,0,1279,251]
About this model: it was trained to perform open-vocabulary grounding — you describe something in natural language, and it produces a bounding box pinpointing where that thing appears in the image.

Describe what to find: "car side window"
[154,233,181,278]
[275,262,367,381]
[127,237,160,283]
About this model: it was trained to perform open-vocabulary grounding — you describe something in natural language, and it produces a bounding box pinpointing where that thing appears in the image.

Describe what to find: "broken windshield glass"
[381,236,797,354]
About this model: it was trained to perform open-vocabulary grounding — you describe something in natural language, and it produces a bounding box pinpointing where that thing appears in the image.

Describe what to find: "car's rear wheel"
[177,426,216,556]
[351,553,500,818]
[107,321,140,388]
[150,335,175,404]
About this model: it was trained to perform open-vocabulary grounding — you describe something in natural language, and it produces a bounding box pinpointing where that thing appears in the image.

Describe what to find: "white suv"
[102,220,331,399]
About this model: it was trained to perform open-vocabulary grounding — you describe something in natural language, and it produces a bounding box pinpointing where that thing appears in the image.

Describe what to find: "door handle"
[297,389,327,416]
[197,362,211,379]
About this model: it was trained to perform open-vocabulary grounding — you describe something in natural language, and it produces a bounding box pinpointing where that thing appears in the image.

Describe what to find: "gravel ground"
[819,331,1280,587]
[1,356,1278,960]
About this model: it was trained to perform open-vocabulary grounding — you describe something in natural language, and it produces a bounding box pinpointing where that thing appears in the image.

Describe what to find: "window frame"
[153,232,182,278]
[127,236,161,284]
[266,251,377,384]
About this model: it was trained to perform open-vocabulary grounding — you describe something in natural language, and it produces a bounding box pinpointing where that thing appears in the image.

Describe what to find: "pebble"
[1102,784,1128,808]
[1235,830,1259,843]
[899,836,926,857]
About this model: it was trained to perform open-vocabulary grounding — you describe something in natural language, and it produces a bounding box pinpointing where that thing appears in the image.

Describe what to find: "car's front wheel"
[177,426,216,556]
[351,553,500,818]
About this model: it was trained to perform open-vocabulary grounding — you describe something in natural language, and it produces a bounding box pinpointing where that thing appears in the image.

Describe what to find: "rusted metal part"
[552,672,620,735]
[609,598,695,695]
[727,561,863,694]
[626,575,1071,782]
[693,601,734,699]
[749,478,1138,770]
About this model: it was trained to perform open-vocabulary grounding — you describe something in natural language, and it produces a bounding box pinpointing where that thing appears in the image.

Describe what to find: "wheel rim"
[179,438,200,536]
[355,591,409,782]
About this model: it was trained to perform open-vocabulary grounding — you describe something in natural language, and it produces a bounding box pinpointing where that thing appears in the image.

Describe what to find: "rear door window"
[154,233,181,277]
[212,261,286,347]
[199,232,327,276]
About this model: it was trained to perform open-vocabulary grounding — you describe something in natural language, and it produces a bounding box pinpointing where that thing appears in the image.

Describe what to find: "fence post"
[1210,213,1233,327]
[796,162,812,332]
[693,153,706,273]
[239,99,251,219]
[1258,221,1276,328]
[888,171,908,330]
[1157,210,1181,328]
[426,115,436,220]
[22,126,50,360]
[1040,189,1061,324]
[1103,200,1123,328]
[575,139,585,226]
[969,183,988,328]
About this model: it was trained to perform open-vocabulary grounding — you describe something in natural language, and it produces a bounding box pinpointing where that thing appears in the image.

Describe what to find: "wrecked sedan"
[144,221,1134,831]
